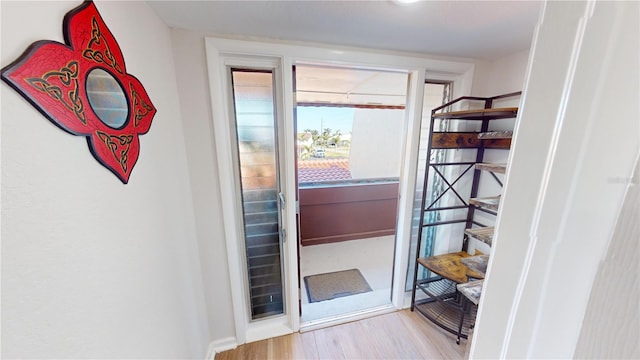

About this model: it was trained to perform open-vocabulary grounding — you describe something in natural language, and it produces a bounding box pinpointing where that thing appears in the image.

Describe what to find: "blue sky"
[297,106,354,134]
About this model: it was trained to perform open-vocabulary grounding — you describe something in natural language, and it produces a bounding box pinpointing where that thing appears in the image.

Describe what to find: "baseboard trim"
[206,337,237,359]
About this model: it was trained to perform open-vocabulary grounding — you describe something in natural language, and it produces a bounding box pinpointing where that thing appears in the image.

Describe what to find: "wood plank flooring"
[215,310,466,359]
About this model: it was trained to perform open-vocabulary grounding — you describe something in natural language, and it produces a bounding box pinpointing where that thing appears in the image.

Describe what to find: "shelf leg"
[457,297,469,346]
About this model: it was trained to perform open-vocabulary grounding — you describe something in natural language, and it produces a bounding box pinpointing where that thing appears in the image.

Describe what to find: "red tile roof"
[298,159,352,183]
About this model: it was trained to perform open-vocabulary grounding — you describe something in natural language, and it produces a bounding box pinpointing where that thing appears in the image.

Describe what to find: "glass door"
[293,64,409,323]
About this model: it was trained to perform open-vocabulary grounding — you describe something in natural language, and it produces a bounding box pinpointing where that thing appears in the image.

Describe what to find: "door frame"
[205,37,475,345]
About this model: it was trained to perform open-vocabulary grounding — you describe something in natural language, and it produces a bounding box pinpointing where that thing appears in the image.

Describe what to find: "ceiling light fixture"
[392,0,421,5]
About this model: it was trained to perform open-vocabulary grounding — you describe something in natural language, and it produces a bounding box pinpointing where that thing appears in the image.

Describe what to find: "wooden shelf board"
[431,132,481,149]
[431,132,511,149]
[478,130,513,139]
[464,227,494,246]
[475,163,507,174]
[417,251,485,284]
[457,279,484,306]
[460,255,489,277]
[483,138,511,149]
[469,195,501,211]
[432,107,518,120]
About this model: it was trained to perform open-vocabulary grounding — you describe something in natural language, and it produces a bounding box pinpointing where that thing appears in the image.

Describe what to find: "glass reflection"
[86,68,128,128]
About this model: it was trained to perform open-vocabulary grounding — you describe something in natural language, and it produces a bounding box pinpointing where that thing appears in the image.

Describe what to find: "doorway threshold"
[300,303,396,333]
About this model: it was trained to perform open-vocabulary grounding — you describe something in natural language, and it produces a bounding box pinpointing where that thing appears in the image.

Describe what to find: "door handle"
[279,192,286,209]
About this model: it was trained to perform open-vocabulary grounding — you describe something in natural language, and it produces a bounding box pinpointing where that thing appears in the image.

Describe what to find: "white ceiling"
[147,0,541,60]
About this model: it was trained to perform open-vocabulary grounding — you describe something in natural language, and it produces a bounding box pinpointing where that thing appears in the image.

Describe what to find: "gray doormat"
[304,269,372,303]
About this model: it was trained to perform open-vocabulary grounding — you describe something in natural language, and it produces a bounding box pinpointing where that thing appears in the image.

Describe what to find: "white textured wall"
[472,49,530,99]
[170,28,237,345]
[574,156,639,359]
[464,49,531,255]
[1,1,209,358]
[472,1,640,358]
[349,109,404,179]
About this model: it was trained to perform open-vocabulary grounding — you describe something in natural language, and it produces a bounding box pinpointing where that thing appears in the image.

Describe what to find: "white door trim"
[205,37,475,344]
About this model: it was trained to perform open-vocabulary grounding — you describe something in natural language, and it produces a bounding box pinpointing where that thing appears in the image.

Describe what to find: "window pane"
[231,70,284,319]
[405,82,452,290]
[295,65,408,187]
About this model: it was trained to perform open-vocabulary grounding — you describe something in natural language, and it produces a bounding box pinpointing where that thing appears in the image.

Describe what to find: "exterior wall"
[349,108,404,179]
[299,182,398,245]
[1,1,209,358]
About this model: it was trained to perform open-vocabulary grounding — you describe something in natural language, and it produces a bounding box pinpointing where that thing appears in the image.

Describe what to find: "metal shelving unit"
[410,92,520,344]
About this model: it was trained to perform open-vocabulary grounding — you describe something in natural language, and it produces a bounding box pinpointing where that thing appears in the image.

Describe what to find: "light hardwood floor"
[215,310,466,359]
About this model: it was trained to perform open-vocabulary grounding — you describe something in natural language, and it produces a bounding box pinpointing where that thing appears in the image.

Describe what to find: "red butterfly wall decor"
[1,1,156,184]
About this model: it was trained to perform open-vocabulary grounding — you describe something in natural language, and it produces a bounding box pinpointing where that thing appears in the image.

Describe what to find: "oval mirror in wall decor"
[1,1,156,184]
